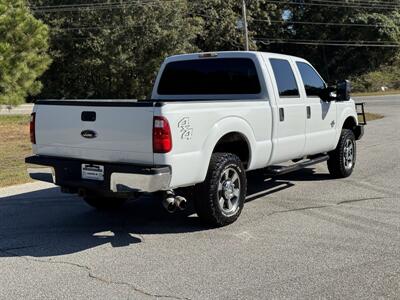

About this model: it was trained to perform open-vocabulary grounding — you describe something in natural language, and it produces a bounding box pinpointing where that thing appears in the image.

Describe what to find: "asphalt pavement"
[0,95,399,299]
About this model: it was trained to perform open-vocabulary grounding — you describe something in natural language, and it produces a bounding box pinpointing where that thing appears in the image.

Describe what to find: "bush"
[351,62,400,93]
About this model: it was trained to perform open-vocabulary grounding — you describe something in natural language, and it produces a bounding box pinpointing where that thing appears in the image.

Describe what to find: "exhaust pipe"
[162,191,187,213]
[162,191,177,213]
[175,196,187,211]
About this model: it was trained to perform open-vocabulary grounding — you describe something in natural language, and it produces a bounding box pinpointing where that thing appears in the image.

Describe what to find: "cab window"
[296,62,326,97]
[270,58,300,97]
[158,58,261,95]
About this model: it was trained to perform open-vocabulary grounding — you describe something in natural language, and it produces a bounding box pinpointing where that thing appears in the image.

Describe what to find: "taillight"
[153,116,172,153]
[30,112,36,144]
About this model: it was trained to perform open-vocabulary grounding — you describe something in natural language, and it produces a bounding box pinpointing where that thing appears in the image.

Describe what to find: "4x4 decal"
[178,117,193,140]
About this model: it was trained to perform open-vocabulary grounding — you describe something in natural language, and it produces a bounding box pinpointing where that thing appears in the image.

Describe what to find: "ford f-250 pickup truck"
[26,51,365,227]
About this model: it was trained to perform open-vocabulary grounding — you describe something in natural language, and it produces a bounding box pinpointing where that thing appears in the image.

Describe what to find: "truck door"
[268,58,307,163]
[294,61,337,154]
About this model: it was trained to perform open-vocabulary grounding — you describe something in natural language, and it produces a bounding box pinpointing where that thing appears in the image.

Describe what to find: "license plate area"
[81,164,104,181]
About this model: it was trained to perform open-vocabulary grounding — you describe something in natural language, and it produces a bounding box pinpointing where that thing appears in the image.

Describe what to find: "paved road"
[0,96,399,299]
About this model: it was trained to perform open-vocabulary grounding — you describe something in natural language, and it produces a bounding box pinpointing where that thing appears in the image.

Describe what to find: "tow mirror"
[319,85,336,102]
[336,80,351,101]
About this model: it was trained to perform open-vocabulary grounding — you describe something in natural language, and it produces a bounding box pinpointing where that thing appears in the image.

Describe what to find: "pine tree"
[0,0,51,105]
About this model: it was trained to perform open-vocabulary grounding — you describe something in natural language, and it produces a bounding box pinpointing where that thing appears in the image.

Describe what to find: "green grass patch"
[362,112,384,122]
[0,115,33,188]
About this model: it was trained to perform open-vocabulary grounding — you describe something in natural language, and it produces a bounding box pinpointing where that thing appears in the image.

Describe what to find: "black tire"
[327,129,356,178]
[194,153,247,227]
[83,194,126,210]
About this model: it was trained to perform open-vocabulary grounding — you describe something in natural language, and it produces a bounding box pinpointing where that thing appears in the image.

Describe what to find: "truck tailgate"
[34,100,155,165]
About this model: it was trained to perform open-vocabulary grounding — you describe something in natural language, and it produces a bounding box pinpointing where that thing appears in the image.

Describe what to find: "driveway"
[0,95,399,299]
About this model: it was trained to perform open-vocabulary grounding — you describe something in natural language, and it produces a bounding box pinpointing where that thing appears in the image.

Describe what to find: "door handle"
[279,108,285,122]
[306,106,311,119]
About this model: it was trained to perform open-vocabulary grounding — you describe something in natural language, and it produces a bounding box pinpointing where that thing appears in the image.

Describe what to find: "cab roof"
[165,51,307,63]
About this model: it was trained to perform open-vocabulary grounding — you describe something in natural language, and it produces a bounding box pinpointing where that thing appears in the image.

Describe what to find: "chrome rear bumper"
[26,155,171,193]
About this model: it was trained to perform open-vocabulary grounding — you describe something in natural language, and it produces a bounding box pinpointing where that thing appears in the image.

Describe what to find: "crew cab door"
[294,61,337,154]
[267,57,306,163]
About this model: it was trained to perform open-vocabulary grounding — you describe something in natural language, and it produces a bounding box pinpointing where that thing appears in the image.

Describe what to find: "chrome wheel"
[343,138,354,170]
[217,167,241,216]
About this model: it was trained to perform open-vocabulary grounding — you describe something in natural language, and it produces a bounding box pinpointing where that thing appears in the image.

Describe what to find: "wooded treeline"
[1,0,400,104]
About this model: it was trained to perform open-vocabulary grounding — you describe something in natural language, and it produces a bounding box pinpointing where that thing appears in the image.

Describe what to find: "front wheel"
[194,153,247,227]
[327,129,356,178]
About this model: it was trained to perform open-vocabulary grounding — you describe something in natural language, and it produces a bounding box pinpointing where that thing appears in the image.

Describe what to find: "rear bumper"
[25,155,171,193]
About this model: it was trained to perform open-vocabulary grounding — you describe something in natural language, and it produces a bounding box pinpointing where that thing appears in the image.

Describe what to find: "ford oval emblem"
[81,130,97,139]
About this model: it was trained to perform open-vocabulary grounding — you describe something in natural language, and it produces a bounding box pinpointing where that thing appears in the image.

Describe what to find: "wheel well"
[213,132,250,168]
[342,117,357,130]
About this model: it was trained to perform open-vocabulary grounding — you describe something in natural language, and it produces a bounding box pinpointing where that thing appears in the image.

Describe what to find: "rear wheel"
[83,193,126,210]
[194,153,247,227]
[327,129,356,178]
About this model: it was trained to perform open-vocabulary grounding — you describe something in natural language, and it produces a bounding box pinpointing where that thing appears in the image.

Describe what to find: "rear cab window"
[269,58,300,98]
[157,58,261,96]
[296,62,326,97]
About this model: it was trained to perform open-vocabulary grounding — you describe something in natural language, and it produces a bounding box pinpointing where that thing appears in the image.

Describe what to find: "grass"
[0,111,385,188]
[352,90,400,97]
[362,112,384,122]
[0,115,33,188]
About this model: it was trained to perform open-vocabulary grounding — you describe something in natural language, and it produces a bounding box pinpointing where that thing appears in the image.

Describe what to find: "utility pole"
[242,0,249,51]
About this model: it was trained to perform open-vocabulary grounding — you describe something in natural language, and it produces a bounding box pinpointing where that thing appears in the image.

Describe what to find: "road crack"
[268,196,387,216]
[0,247,190,300]
[337,196,386,205]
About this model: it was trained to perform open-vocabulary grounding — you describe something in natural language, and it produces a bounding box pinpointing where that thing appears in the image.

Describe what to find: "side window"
[296,62,326,97]
[270,58,299,97]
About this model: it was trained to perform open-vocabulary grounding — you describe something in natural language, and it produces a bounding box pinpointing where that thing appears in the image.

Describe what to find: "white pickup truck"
[26,51,365,226]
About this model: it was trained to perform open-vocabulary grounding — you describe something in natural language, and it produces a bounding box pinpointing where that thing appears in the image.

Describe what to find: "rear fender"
[197,117,256,182]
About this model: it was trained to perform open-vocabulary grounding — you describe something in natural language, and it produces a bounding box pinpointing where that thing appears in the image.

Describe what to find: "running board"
[265,154,329,176]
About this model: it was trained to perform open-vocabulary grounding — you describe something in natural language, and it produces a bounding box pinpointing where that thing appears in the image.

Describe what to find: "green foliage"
[0,0,51,105]
[256,1,400,82]
[191,0,279,51]
[26,0,400,98]
[34,0,201,100]
[351,58,400,92]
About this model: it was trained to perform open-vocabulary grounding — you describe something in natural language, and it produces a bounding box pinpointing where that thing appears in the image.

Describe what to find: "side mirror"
[336,80,351,101]
[319,85,336,102]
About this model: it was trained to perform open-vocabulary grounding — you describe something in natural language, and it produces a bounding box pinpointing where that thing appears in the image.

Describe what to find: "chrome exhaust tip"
[162,195,177,213]
[175,196,187,211]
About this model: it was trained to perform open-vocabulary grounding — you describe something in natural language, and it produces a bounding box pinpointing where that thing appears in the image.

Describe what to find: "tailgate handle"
[81,111,96,122]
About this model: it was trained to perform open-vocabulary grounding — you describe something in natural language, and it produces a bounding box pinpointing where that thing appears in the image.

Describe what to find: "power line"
[258,37,399,43]
[310,0,400,8]
[253,19,400,28]
[265,0,400,10]
[30,0,139,9]
[58,19,399,32]
[30,0,171,13]
[255,37,400,47]
[54,24,176,32]
[30,0,400,14]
